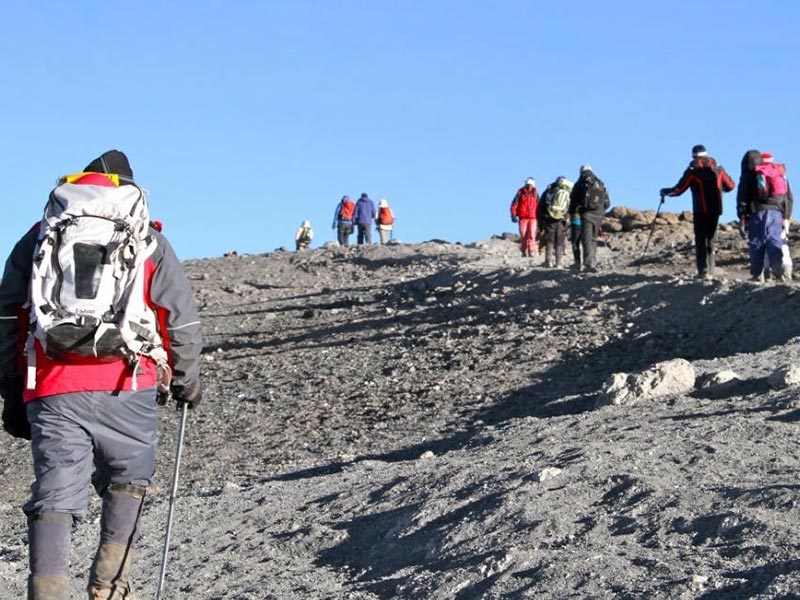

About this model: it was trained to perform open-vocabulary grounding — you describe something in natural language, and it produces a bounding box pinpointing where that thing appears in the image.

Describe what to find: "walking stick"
[156,402,189,600]
[642,195,665,256]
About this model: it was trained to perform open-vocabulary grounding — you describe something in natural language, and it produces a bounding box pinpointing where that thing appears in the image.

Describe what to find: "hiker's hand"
[659,188,671,198]
[511,216,518,223]
[171,379,202,410]
[1,375,30,440]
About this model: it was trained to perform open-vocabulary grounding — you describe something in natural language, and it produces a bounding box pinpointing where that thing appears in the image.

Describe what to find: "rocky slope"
[2,208,800,599]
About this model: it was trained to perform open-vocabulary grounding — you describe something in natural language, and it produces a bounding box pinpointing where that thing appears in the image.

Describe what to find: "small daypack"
[547,179,573,220]
[27,175,167,385]
[378,206,395,225]
[755,162,789,201]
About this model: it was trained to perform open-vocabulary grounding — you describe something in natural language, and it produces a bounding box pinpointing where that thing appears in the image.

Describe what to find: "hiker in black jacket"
[568,164,610,272]
[661,144,735,280]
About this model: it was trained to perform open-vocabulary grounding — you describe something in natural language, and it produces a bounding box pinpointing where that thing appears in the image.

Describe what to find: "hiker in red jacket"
[510,177,539,257]
[0,150,203,599]
[661,144,735,280]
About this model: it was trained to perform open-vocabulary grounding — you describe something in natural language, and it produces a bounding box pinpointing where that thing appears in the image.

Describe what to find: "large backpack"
[583,176,608,211]
[27,175,167,381]
[547,179,573,220]
[755,162,789,201]
[339,200,355,220]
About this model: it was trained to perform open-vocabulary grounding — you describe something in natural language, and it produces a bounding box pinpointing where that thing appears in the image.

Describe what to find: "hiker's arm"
[785,181,794,220]
[0,228,37,378]
[720,168,735,193]
[148,233,203,395]
[662,168,692,197]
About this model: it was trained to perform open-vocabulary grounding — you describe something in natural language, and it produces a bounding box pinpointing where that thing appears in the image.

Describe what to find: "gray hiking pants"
[24,388,158,518]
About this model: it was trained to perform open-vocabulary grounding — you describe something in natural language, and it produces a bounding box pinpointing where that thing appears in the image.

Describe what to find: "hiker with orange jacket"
[510,177,539,257]
[661,144,735,280]
[375,198,395,244]
[332,195,356,246]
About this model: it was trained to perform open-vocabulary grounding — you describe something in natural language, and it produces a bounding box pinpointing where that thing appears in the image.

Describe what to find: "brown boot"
[88,484,146,599]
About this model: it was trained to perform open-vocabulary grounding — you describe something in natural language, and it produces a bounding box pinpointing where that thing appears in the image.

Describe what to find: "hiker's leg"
[705,214,719,275]
[89,389,157,599]
[582,221,597,270]
[693,214,708,275]
[555,222,565,267]
[765,210,785,277]
[748,211,767,278]
[25,395,95,599]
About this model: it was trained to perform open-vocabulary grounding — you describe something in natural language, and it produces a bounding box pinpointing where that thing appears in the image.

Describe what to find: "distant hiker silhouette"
[569,164,610,273]
[353,193,377,245]
[296,219,314,251]
[538,176,573,268]
[332,195,355,246]
[375,198,395,244]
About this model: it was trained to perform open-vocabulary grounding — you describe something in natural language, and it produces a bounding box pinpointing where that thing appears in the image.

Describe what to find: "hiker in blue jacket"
[353,193,377,245]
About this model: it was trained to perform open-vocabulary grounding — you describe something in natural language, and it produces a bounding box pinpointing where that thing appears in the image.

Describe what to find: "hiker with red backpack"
[375,198,395,244]
[510,177,539,257]
[537,176,573,268]
[736,150,794,281]
[0,150,203,599]
[661,144,735,280]
[332,195,356,246]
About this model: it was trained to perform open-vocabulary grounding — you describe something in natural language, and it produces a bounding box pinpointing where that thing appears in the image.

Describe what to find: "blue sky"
[1,1,798,259]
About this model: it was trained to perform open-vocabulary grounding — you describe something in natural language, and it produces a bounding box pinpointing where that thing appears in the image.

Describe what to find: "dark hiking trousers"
[693,212,719,276]
[581,220,600,270]
[571,225,582,269]
[24,389,157,599]
[543,220,566,267]
[356,223,372,245]
[337,221,353,246]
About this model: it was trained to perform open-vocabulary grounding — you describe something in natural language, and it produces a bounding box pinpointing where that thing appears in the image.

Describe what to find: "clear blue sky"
[2,1,798,259]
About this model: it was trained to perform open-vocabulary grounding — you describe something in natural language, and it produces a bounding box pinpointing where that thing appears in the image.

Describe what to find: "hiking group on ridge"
[510,164,610,273]
[330,193,395,248]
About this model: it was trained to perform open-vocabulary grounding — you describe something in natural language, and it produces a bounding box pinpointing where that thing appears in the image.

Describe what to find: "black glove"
[1,375,30,440]
[171,378,202,410]
[511,216,519,223]
[659,188,671,198]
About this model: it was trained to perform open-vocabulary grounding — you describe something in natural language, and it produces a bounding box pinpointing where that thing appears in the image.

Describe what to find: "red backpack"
[378,206,394,225]
[755,162,789,200]
[339,200,355,220]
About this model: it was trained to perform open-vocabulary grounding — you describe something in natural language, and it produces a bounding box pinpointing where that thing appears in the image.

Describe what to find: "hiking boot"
[750,274,765,283]
[88,484,145,600]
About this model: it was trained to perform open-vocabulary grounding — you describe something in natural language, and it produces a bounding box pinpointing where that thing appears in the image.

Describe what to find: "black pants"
[543,219,566,267]
[571,225,582,268]
[693,213,719,275]
[581,220,600,270]
[356,224,372,245]
[337,222,353,246]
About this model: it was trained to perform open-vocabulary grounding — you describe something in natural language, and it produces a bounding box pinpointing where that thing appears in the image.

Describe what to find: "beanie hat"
[360,193,369,199]
[524,177,535,187]
[378,198,388,208]
[84,150,133,181]
[761,152,774,163]
[692,144,707,157]
[580,164,592,173]
[342,195,351,201]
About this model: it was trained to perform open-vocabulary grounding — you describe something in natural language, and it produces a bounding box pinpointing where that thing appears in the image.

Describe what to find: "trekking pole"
[156,402,189,600]
[642,195,665,256]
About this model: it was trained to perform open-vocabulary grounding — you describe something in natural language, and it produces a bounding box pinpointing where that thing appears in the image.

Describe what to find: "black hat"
[691,144,707,157]
[84,150,133,181]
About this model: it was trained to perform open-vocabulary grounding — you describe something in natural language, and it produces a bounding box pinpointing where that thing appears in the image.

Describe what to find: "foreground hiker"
[569,164,610,272]
[538,176,573,268]
[331,195,355,246]
[354,193,377,245]
[295,219,314,251]
[510,177,539,257]
[0,150,203,599]
[660,144,735,280]
[736,150,794,281]
[375,198,395,244]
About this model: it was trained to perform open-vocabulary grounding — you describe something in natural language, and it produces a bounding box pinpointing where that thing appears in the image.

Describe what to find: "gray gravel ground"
[3,209,800,599]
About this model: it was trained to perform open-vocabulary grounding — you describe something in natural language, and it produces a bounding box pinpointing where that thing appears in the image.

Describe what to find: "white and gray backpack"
[26,177,167,388]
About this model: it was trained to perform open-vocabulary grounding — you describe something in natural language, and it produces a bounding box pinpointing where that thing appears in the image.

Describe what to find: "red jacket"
[511,186,539,220]
[668,156,735,216]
